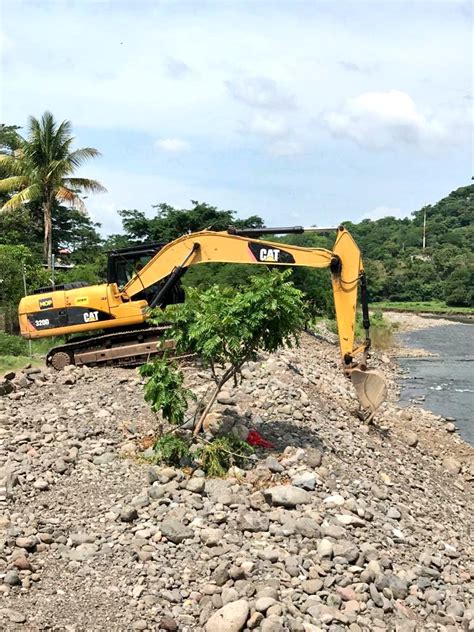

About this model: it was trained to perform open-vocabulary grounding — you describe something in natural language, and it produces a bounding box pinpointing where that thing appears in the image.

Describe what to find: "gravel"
[0,332,472,630]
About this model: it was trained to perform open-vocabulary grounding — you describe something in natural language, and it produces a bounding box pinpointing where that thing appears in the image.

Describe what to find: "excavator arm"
[123,226,366,365]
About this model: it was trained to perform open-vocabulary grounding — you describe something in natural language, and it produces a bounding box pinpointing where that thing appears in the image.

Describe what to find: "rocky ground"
[383,313,462,333]
[0,332,473,632]
[383,312,457,359]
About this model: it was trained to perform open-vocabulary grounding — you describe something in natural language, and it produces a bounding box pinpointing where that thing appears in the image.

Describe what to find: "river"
[397,323,474,445]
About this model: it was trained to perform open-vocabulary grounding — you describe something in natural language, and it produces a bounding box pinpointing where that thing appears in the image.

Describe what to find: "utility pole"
[51,254,56,290]
[422,207,427,250]
[22,263,33,358]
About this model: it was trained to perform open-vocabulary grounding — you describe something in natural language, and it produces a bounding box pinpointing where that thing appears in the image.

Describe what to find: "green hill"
[344,185,474,307]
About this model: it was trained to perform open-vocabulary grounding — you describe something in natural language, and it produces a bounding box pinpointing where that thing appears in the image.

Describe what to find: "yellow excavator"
[18,225,386,413]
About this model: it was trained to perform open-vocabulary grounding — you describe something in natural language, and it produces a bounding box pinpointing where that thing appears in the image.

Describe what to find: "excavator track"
[46,325,172,370]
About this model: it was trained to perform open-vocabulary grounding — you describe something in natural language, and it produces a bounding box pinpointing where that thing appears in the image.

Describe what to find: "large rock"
[317,538,333,558]
[3,570,20,586]
[291,471,317,490]
[203,412,234,435]
[333,540,359,563]
[301,579,323,594]
[186,477,205,494]
[442,457,461,474]
[200,528,224,546]
[160,518,194,544]
[263,485,311,508]
[205,599,249,632]
[237,512,269,532]
[375,573,408,599]
[69,543,98,562]
[294,517,320,538]
[404,431,419,447]
[0,382,14,396]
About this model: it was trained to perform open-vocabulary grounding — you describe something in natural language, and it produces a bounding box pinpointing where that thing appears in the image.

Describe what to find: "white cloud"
[155,138,190,153]
[242,113,305,156]
[2,2,471,228]
[3,4,470,151]
[164,56,192,79]
[226,76,295,110]
[361,205,410,221]
[269,139,304,157]
[247,113,289,138]
[324,90,449,149]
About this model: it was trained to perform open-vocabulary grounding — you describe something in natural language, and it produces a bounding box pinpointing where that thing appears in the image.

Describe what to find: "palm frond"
[0,154,27,176]
[52,120,74,159]
[0,185,40,211]
[2,113,103,226]
[0,126,25,154]
[62,177,107,194]
[56,185,86,212]
[67,147,102,168]
[47,158,72,180]
[0,175,28,192]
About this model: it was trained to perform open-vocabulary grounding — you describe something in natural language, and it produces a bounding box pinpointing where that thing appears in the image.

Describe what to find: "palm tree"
[0,112,106,267]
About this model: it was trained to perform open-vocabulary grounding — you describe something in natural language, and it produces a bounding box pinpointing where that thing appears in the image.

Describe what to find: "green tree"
[52,205,103,263]
[119,201,264,243]
[0,245,49,333]
[344,184,474,307]
[445,264,474,306]
[0,207,40,251]
[0,112,106,267]
[144,270,307,435]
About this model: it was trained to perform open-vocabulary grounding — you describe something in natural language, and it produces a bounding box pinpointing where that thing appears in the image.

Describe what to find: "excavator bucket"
[351,368,387,414]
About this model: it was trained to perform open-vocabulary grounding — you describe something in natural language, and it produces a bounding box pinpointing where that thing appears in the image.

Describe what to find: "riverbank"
[382,311,459,333]
[371,301,474,317]
[0,333,473,630]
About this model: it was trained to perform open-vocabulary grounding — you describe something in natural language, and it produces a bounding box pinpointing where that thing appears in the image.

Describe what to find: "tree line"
[0,112,472,333]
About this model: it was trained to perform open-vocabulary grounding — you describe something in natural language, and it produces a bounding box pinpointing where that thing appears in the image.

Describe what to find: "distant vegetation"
[371,301,474,315]
[345,185,473,308]
[0,113,472,340]
[0,333,55,372]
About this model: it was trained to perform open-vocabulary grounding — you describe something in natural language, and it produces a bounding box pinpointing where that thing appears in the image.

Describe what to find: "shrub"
[0,332,27,356]
[197,435,254,477]
[139,357,195,424]
[153,434,191,467]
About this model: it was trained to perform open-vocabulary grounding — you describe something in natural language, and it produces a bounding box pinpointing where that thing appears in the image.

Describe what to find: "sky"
[1,0,472,235]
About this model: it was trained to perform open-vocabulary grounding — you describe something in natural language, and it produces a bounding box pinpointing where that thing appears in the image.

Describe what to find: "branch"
[193,365,235,436]
[209,359,219,384]
[192,352,253,437]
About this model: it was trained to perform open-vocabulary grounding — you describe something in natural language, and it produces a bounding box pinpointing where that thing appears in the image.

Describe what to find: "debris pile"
[0,333,473,631]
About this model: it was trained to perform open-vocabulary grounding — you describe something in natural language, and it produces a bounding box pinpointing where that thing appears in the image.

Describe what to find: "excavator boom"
[123,227,361,361]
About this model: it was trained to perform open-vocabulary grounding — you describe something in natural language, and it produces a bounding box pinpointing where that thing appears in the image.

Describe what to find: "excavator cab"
[107,242,163,289]
[106,243,185,304]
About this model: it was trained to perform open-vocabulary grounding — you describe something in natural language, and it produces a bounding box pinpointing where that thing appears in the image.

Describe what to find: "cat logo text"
[83,311,99,323]
[248,242,295,265]
[258,248,281,262]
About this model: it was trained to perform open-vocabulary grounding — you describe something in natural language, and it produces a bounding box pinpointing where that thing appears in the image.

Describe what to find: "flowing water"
[398,323,474,445]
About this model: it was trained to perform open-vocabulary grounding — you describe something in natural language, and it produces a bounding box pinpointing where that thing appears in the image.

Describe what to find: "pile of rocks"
[0,333,472,631]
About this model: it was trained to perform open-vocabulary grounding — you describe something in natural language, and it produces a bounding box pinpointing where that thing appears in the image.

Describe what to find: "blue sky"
[1,0,472,235]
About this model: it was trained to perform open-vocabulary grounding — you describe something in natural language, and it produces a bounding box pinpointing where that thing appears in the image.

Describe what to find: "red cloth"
[246,429,275,449]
